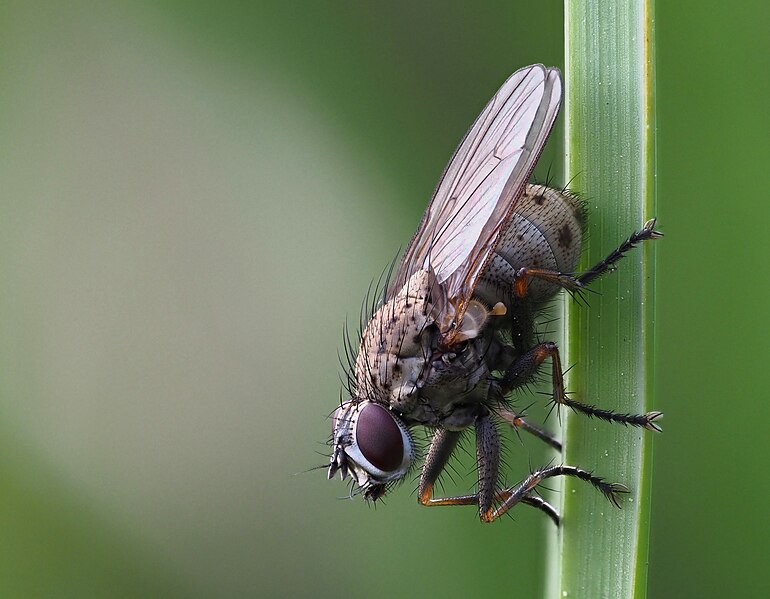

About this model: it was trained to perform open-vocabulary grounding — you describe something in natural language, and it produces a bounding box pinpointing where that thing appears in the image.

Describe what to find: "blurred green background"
[0,1,767,597]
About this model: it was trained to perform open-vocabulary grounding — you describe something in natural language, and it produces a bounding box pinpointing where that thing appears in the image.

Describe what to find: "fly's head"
[327,271,436,501]
[328,399,414,501]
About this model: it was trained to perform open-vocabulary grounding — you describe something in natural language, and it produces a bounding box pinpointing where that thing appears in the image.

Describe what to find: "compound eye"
[355,403,407,473]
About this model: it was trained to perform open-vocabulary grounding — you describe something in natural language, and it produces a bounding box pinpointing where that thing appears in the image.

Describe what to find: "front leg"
[417,424,625,523]
[418,416,560,523]
[418,427,462,504]
[417,413,499,517]
[474,410,500,518]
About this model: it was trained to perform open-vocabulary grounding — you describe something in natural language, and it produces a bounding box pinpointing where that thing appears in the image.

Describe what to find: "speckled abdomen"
[476,183,585,307]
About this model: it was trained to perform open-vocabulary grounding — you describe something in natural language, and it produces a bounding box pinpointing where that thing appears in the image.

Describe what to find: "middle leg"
[499,341,663,431]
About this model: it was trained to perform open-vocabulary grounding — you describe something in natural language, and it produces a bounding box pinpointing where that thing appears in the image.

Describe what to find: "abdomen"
[476,183,585,308]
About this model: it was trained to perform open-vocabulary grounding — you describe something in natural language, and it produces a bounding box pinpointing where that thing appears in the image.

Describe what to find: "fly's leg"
[418,427,462,505]
[418,414,559,523]
[520,494,560,526]
[475,410,500,517]
[417,415,498,516]
[513,218,663,297]
[578,218,663,287]
[495,407,562,452]
[500,342,663,431]
[484,464,628,522]
[513,267,584,297]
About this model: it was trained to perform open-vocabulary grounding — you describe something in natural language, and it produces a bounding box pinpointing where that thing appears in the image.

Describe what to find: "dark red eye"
[355,403,404,472]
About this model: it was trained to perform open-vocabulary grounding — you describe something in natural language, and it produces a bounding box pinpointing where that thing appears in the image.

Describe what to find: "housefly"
[327,64,662,523]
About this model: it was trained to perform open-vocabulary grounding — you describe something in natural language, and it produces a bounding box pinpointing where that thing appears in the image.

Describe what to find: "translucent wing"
[390,64,562,341]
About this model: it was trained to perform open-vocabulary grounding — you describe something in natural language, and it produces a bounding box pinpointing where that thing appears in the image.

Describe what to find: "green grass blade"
[546,1,658,598]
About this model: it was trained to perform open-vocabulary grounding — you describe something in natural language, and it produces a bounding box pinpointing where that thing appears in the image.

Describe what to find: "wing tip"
[505,64,563,97]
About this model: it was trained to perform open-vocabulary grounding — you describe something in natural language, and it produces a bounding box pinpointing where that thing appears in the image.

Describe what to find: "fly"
[327,64,662,523]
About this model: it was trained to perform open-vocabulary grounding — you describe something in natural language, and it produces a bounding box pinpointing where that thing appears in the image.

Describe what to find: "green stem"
[546,2,657,598]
